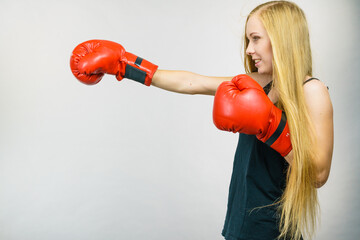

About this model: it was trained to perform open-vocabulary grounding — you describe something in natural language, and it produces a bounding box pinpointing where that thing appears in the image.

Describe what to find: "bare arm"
[151,69,233,96]
[284,80,334,188]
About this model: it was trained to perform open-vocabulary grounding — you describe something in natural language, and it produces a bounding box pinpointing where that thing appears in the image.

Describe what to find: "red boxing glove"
[213,74,292,157]
[70,40,158,86]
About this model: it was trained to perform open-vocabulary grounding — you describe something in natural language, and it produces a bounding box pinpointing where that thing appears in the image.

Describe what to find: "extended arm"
[70,39,231,96]
[152,70,232,95]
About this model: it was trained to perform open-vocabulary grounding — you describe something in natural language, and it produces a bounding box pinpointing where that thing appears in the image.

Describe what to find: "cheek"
[264,43,273,62]
[267,43,273,62]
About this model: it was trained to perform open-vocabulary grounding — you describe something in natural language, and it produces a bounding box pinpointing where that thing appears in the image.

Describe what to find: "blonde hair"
[244,1,319,239]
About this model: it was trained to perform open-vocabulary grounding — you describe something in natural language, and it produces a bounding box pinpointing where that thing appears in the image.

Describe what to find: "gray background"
[0,0,359,239]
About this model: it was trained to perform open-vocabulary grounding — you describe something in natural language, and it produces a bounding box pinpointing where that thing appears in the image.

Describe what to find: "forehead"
[246,15,266,36]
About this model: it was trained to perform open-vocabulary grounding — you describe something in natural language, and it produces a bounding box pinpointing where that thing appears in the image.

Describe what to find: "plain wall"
[0,0,359,239]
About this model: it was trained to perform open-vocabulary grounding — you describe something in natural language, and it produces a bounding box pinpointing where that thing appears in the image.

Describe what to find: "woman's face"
[246,15,273,75]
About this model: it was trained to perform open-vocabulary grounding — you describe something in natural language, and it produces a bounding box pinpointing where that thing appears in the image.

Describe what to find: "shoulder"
[303,78,333,117]
[303,78,329,100]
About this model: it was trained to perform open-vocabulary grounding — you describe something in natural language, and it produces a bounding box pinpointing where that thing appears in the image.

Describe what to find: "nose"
[246,42,255,56]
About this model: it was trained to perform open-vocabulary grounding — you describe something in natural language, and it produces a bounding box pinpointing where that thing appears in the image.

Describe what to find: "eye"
[252,36,260,41]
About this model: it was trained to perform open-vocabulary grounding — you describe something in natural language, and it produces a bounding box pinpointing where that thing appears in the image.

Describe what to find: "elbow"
[315,170,329,188]
[314,155,332,188]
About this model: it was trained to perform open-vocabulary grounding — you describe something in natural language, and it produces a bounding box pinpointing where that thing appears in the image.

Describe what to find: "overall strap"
[303,77,319,85]
[263,78,329,94]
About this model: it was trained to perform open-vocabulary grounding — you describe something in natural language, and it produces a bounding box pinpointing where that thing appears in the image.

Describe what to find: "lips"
[254,59,261,67]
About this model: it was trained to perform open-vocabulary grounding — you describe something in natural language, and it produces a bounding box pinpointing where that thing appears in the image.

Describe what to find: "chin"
[257,68,272,75]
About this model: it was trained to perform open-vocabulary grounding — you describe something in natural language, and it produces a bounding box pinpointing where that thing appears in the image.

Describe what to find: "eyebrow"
[249,32,260,37]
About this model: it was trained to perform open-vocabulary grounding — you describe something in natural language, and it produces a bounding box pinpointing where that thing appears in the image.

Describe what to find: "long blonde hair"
[244,1,319,239]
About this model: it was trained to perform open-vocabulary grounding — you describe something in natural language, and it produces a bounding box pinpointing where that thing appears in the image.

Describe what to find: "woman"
[70,1,333,239]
